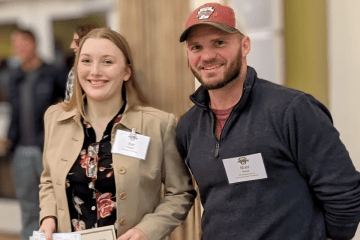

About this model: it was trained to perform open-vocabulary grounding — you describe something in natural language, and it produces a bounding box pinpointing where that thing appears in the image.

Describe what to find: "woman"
[39,28,195,240]
[65,24,97,101]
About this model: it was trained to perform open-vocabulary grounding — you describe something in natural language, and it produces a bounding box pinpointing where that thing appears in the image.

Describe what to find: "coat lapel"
[56,108,84,186]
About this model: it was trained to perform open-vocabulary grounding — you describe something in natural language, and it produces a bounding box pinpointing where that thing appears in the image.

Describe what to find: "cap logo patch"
[198,7,215,20]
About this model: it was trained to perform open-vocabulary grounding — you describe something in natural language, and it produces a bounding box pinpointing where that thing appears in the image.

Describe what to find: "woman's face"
[70,33,80,53]
[77,37,131,103]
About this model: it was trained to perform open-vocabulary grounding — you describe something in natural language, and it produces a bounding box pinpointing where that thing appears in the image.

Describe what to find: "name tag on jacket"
[112,129,150,160]
[222,153,267,184]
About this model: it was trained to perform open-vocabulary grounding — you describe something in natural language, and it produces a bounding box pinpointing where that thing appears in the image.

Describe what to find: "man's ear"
[241,36,251,57]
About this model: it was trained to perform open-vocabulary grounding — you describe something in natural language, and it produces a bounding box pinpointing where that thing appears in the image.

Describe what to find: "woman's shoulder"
[44,103,77,122]
[45,103,64,117]
[131,105,176,124]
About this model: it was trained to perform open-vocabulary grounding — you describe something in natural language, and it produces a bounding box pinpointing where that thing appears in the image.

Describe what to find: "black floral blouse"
[66,104,126,231]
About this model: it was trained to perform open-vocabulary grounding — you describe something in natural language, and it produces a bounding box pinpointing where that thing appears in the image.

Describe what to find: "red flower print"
[80,151,91,169]
[106,170,114,178]
[96,193,115,219]
[114,115,122,123]
[74,224,82,231]
[80,150,99,179]
[83,120,92,128]
[71,219,86,231]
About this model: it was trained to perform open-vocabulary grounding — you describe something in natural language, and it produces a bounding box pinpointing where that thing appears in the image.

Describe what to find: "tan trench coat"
[39,104,196,240]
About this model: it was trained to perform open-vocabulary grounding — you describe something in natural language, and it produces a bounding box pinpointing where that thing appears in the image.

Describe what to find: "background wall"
[1,0,360,239]
[328,0,360,173]
[327,4,360,237]
[231,0,284,85]
[0,0,117,62]
[285,0,329,107]
[117,0,194,119]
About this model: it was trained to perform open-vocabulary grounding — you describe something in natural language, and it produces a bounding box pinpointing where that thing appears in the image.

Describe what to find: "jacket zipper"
[215,142,220,157]
[212,101,239,158]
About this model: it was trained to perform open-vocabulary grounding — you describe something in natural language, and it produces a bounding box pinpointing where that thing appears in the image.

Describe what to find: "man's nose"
[201,48,217,61]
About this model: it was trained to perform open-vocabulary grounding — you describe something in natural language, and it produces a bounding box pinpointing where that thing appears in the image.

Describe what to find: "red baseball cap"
[180,3,241,42]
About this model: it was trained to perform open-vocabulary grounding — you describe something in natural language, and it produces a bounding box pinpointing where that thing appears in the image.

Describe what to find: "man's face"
[186,25,243,90]
[70,33,80,53]
[11,32,36,64]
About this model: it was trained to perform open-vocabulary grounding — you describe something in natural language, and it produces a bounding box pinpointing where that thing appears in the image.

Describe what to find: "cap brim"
[180,22,240,42]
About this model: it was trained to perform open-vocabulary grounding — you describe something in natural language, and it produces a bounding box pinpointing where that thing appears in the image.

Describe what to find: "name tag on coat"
[112,128,150,160]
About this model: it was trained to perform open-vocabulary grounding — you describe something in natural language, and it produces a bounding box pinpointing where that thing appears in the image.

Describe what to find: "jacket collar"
[190,66,257,113]
[57,107,81,123]
[56,104,144,134]
[119,105,143,134]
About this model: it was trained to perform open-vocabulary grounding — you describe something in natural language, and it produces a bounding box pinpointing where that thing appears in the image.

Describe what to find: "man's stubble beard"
[190,47,242,90]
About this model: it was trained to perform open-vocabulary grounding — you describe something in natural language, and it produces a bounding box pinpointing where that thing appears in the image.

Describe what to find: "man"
[7,28,66,240]
[65,23,96,101]
[176,3,360,240]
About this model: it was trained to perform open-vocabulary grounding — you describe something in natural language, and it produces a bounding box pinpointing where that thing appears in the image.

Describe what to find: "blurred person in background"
[39,28,195,240]
[0,59,11,158]
[3,28,67,240]
[65,24,97,101]
[176,3,360,240]
[0,59,10,102]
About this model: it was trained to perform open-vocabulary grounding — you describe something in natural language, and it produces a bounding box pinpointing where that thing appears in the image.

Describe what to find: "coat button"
[118,167,126,174]
[119,192,127,200]
[119,218,126,226]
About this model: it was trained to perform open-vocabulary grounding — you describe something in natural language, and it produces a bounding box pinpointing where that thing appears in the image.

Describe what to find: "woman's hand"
[39,217,56,240]
[117,228,148,240]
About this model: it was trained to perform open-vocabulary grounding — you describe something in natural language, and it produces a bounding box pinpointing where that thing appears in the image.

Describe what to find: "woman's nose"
[90,63,101,76]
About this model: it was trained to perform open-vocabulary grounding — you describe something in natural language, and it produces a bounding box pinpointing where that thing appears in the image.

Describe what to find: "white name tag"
[222,153,267,184]
[31,231,81,240]
[111,128,150,160]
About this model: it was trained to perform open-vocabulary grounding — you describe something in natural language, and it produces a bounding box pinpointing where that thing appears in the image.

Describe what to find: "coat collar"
[118,105,143,135]
[56,104,144,135]
[56,107,81,123]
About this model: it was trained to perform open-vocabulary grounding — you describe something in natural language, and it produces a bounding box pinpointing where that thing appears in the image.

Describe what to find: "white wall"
[0,0,118,63]
[326,0,360,238]
[230,0,284,85]
[328,0,360,171]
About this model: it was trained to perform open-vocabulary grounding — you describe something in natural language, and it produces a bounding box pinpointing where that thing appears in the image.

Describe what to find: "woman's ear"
[123,65,132,81]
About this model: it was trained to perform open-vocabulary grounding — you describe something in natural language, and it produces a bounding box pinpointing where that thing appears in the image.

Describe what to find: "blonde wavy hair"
[62,28,148,117]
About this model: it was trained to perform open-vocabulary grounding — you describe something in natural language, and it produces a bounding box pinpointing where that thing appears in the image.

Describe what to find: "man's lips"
[198,63,224,71]
[201,64,223,70]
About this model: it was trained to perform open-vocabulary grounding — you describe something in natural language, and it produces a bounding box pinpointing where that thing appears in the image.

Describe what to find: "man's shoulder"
[177,105,203,131]
[253,78,330,119]
[256,78,303,96]
[254,78,311,106]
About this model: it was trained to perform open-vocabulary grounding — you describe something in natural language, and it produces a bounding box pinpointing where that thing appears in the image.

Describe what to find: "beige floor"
[0,234,20,240]
[0,159,21,239]
[0,157,16,199]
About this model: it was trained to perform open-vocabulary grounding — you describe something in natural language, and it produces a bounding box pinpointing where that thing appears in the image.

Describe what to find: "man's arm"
[285,94,360,239]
